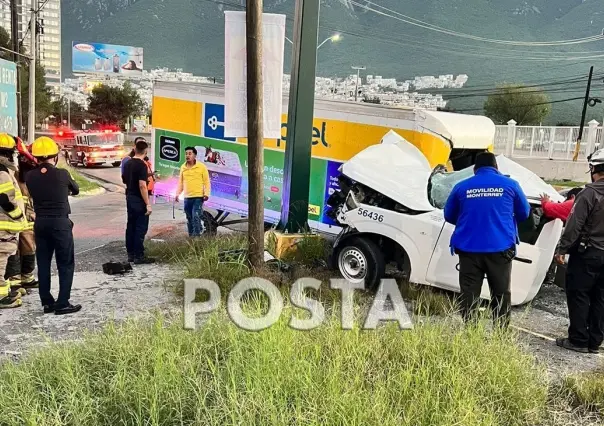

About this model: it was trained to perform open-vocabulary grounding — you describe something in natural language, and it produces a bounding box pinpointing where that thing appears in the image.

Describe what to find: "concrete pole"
[586,119,599,157]
[27,0,37,143]
[506,119,516,157]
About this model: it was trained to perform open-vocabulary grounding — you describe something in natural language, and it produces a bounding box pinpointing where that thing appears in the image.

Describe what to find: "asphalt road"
[70,164,187,256]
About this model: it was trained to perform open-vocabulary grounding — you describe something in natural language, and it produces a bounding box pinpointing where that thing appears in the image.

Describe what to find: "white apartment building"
[37,0,61,91]
[0,0,61,93]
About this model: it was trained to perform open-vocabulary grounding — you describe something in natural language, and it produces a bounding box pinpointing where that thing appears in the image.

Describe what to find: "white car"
[328,131,565,306]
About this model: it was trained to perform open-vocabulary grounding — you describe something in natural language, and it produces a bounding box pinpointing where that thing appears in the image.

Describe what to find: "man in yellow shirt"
[176,147,211,237]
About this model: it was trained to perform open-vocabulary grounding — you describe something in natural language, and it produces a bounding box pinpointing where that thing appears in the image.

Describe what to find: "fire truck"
[59,127,127,168]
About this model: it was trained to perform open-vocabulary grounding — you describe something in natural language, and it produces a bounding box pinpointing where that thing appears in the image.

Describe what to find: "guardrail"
[493,120,602,161]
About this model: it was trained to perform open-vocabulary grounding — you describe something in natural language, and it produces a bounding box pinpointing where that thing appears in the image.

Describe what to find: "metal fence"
[493,125,603,160]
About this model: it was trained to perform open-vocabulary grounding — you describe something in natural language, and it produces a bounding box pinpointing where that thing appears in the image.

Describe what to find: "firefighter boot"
[6,277,26,297]
[0,282,22,308]
[20,254,38,289]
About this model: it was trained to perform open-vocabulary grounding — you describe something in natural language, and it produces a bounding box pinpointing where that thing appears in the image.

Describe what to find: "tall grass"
[563,371,604,414]
[0,311,548,426]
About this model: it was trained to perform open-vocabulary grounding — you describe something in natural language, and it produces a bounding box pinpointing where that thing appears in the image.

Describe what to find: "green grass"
[148,235,458,316]
[545,180,586,188]
[563,371,604,414]
[57,162,101,194]
[0,311,549,426]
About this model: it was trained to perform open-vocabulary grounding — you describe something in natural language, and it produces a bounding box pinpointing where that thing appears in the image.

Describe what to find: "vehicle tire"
[336,236,385,291]
[112,162,121,167]
[202,211,218,236]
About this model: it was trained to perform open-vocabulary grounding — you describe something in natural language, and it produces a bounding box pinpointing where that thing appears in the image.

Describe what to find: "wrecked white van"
[327,131,564,306]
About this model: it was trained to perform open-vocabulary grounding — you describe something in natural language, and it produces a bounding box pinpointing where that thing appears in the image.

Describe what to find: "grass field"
[57,161,101,194]
[0,312,549,426]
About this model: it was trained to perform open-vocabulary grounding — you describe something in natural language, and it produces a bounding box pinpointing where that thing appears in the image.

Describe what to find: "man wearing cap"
[26,137,81,315]
[444,152,531,328]
[554,149,604,354]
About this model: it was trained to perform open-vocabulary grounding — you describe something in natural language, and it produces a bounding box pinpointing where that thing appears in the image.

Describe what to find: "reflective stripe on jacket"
[0,161,28,235]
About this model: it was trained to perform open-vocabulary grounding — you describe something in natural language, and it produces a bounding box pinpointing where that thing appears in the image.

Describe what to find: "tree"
[484,84,551,125]
[0,26,10,60]
[20,61,52,126]
[0,26,52,137]
[88,82,145,126]
[48,98,90,129]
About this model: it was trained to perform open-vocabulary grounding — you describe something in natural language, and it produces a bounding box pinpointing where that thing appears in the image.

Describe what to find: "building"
[0,0,61,93]
[37,0,61,92]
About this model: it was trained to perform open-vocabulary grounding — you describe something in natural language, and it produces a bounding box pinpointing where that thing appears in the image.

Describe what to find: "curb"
[78,187,106,197]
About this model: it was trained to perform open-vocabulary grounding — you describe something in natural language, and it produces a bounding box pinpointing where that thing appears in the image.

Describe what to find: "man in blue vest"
[444,152,530,328]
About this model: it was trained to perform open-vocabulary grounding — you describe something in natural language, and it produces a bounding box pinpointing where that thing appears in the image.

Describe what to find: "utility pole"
[27,0,37,143]
[10,0,22,138]
[277,0,320,233]
[574,65,594,162]
[352,65,365,102]
[246,0,264,269]
[67,98,71,128]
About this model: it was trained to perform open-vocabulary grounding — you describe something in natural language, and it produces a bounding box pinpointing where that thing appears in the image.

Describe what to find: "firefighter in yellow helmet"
[5,137,39,294]
[26,137,81,315]
[0,134,29,308]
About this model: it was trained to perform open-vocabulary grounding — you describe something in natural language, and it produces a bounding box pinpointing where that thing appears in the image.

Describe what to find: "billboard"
[224,11,286,139]
[0,58,18,136]
[72,42,144,75]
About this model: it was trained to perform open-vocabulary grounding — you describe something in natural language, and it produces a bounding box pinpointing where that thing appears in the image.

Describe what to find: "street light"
[351,66,366,102]
[285,33,341,50]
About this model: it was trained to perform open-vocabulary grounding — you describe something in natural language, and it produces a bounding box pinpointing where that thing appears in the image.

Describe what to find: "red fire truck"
[60,127,127,168]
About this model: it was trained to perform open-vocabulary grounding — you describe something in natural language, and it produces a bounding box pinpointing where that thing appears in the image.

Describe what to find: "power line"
[353,0,604,46]
[318,24,604,62]
[452,96,585,113]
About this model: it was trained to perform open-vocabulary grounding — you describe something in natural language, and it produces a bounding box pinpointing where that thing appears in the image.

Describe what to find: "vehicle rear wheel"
[112,162,121,167]
[337,236,385,291]
[203,211,218,236]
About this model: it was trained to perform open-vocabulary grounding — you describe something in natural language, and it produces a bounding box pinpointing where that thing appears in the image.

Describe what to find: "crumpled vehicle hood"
[340,130,564,211]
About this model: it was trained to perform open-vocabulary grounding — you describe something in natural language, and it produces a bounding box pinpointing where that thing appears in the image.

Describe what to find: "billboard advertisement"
[152,98,393,235]
[0,58,18,136]
[72,42,144,75]
[224,11,286,139]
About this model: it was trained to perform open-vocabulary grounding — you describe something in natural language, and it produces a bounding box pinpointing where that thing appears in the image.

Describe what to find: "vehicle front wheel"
[112,161,121,167]
[336,236,385,291]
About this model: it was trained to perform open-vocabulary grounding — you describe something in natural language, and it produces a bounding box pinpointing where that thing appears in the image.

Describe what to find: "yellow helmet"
[32,137,60,158]
[0,134,16,151]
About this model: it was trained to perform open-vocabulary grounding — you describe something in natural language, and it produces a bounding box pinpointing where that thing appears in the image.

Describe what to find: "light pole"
[351,65,365,102]
[285,33,341,50]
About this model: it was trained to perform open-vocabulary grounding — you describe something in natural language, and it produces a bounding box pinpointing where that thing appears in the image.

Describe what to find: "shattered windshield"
[428,166,474,209]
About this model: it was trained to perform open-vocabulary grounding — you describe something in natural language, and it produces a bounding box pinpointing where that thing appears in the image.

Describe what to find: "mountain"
[61,0,604,124]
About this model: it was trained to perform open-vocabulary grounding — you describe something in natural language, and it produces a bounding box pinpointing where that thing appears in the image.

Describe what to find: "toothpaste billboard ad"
[72,42,144,75]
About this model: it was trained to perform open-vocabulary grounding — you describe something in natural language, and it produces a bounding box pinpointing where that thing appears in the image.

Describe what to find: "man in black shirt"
[26,137,81,315]
[123,139,154,264]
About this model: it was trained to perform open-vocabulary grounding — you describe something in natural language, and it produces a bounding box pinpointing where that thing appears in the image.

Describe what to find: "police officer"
[444,152,531,327]
[26,137,81,315]
[554,149,604,354]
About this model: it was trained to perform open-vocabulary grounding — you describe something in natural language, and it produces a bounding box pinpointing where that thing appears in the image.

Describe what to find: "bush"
[0,312,548,425]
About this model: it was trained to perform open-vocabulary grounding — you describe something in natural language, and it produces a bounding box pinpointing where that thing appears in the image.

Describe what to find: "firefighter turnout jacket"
[0,157,28,236]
